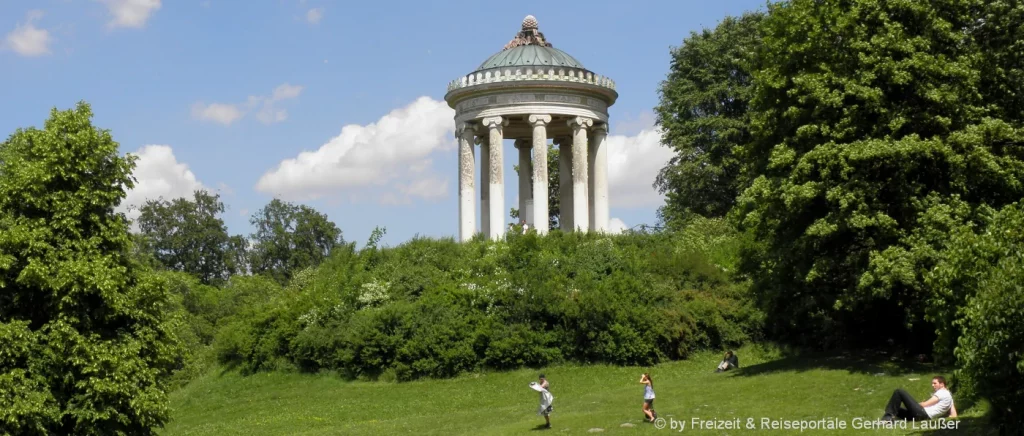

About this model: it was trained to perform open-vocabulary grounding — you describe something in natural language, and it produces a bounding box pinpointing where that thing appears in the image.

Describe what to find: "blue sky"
[1,0,766,247]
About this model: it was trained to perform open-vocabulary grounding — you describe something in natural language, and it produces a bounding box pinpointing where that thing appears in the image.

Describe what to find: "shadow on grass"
[529,423,552,431]
[217,360,242,377]
[729,349,948,378]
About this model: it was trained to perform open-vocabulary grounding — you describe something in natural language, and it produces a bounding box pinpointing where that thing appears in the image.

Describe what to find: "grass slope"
[162,345,993,435]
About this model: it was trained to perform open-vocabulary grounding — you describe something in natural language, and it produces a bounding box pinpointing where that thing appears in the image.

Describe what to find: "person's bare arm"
[949,403,958,418]
[919,396,939,408]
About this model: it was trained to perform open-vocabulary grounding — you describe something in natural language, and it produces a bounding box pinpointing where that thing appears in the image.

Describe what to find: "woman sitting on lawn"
[716,350,739,372]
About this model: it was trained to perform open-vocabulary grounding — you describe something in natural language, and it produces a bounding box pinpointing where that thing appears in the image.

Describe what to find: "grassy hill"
[161,345,993,435]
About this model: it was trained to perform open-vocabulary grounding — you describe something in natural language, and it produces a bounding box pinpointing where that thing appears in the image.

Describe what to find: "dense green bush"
[210,221,762,382]
[928,203,1024,430]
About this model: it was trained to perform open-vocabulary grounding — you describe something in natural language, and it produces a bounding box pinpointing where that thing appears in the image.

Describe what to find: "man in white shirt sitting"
[881,376,958,422]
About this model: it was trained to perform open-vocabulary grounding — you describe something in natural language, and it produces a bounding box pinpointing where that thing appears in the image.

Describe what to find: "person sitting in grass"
[715,350,739,372]
[881,376,958,422]
[640,373,658,423]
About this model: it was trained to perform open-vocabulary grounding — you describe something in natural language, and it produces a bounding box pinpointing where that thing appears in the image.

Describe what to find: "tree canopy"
[249,199,343,283]
[655,1,1024,427]
[654,12,762,223]
[0,102,182,435]
[137,190,242,285]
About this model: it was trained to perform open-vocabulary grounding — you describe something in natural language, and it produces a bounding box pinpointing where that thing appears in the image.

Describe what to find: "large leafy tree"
[249,199,342,283]
[732,0,1024,347]
[654,12,763,224]
[0,102,182,435]
[136,190,242,284]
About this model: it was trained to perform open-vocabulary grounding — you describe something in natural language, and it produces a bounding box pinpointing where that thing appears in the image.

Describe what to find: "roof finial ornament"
[503,14,552,50]
[522,15,538,30]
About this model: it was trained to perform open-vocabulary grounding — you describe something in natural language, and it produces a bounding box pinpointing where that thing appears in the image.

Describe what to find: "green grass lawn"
[161,345,994,435]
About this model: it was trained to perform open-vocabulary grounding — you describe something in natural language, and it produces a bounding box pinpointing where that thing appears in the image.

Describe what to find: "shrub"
[213,225,761,382]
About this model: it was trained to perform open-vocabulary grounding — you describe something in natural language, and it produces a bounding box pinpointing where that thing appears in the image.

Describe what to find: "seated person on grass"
[715,350,739,372]
[881,376,958,422]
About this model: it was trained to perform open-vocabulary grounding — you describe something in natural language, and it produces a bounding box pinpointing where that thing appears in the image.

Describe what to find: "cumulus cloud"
[306,8,324,24]
[255,95,669,209]
[613,110,657,137]
[4,10,51,57]
[119,145,207,224]
[192,83,304,125]
[606,128,674,208]
[98,0,162,29]
[608,217,628,234]
[256,96,456,204]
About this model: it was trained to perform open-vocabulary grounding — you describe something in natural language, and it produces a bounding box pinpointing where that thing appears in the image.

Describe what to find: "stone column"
[482,116,508,240]
[556,136,573,232]
[529,114,551,234]
[514,139,532,227]
[457,122,476,242]
[589,123,609,232]
[568,117,592,232]
[477,134,489,238]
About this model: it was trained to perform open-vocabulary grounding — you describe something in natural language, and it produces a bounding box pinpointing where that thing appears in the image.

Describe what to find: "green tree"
[654,12,763,224]
[137,190,239,284]
[732,0,1024,347]
[927,202,1024,430]
[0,102,182,435]
[510,143,560,230]
[249,199,343,283]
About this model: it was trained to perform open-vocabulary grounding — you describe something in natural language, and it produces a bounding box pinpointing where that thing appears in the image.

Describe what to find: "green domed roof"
[476,45,585,71]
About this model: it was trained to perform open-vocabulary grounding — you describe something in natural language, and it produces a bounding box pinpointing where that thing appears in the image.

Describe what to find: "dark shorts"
[644,398,655,406]
[541,406,553,416]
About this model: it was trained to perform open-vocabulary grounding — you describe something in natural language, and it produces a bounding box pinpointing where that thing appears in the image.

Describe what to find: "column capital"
[514,138,532,149]
[528,114,552,126]
[592,122,609,134]
[456,122,476,139]
[567,116,593,130]
[482,116,508,129]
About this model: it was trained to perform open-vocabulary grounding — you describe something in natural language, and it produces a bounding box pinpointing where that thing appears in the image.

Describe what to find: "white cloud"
[98,0,162,29]
[119,145,207,225]
[192,83,303,125]
[608,217,628,234]
[606,128,673,208]
[4,10,51,57]
[306,8,324,24]
[613,110,657,137]
[256,96,456,204]
[251,83,304,124]
[191,102,244,125]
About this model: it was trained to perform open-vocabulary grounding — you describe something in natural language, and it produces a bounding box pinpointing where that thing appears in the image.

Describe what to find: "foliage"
[249,199,344,284]
[137,190,242,284]
[730,0,1024,349]
[928,203,1024,430]
[654,12,763,223]
[0,103,182,435]
[213,226,760,382]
